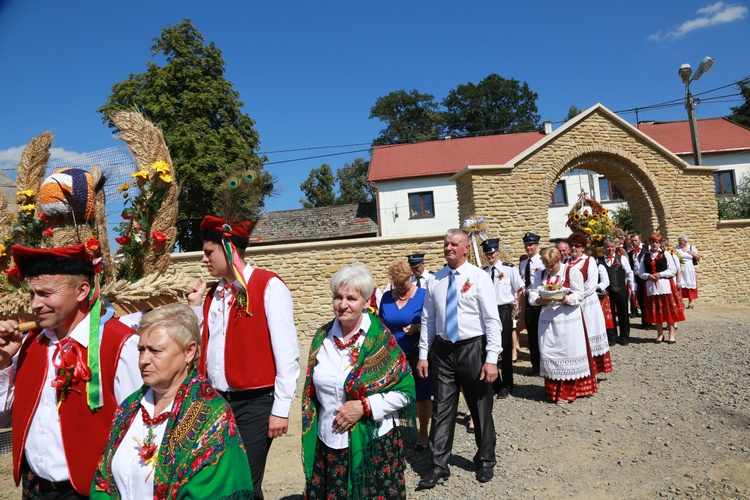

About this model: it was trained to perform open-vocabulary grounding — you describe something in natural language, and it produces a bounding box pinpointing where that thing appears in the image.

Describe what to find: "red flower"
[85,237,100,252]
[4,266,20,279]
[115,235,130,245]
[39,213,48,221]
[152,229,167,244]
[93,261,103,275]
[137,442,157,460]
[42,228,54,237]
[121,213,134,220]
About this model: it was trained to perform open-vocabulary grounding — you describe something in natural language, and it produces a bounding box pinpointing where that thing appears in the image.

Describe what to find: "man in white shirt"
[407,252,434,288]
[482,238,524,399]
[518,232,544,376]
[0,244,141,497]
[416,228,502,488]
[187,215,300,499]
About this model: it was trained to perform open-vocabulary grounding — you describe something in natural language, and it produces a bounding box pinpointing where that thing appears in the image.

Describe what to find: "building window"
[409,192,435,218]
[714,170,736,195]
[598,178,623,201]
[549,181,567,207]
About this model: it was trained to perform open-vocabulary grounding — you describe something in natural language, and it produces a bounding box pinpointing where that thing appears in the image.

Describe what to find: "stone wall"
[453,107,750,303]
[170,234,446,338]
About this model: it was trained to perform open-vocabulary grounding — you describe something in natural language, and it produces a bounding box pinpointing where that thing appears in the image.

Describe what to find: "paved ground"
[1,302,748,499]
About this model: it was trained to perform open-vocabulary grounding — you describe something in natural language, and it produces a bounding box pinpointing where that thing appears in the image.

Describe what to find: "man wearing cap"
[187,215,300,499]
[416,228,501,488]
[0,244,142,497]
[518,232,544,376]
[481,238,524,399]
[407,253,433,289]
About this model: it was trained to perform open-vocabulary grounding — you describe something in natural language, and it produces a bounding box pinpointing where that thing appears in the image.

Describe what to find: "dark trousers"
[493,304,514,392]
[22,468,86,500]
[524,298,542,369]
[225,388,275,499]
[429,336,496,473]
[608,287,630,343]
[635,277,649,325]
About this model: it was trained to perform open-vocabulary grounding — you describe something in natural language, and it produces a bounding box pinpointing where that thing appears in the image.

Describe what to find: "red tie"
[607,256,613,265]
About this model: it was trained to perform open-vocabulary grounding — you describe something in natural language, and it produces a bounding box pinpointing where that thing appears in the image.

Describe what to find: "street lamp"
[679,56,716,165]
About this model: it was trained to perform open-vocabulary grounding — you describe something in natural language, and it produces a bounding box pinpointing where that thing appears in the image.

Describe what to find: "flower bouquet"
[539,283,569,300]
[565,190,617,257]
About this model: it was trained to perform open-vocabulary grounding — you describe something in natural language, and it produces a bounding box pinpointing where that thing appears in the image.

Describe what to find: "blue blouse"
[378,287,426,354]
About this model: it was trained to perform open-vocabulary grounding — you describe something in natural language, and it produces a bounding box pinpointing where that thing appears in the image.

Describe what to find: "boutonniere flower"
[498,273,505,281]
[51,341,92,410]
[461,278,472,297]
[232,288,248,313]
[133,427,159,479]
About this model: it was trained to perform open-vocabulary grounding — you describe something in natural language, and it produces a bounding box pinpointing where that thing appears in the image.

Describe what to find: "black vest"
[598,254,627,293]
[643,252,668,274]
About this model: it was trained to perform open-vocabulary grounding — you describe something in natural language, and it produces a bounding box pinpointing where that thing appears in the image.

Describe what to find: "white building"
[368,105,750,241]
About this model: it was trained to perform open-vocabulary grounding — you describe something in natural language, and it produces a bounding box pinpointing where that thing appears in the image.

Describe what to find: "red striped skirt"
[681,287,698,300]
[599,294,615,329]
[544,319,599,403]
[645,291,685,324]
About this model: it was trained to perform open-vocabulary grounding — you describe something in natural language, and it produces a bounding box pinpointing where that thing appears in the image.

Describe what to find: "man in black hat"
[407,253,433,289]
[481,238,524,399]
[0,244,142,497]
[518,232,544,376]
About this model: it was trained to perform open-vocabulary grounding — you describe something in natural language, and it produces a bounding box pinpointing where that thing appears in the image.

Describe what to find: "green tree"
[565,104,583,122]
[300,163,337,208]
[442,73,540,137]
[369,90,445,146]
[609,205,633,232]
[726,78,750,128]
[337,158,374,204]
[98,19,267,250]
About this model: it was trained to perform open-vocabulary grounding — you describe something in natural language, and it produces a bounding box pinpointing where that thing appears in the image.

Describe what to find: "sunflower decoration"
[566,190,617,255]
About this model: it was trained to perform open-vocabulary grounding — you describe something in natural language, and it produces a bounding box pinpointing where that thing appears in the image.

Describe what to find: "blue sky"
[0,0,748,215]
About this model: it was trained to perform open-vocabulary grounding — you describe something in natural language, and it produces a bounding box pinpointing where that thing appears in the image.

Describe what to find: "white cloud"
[648,2,748,41]
[0,145,81,180]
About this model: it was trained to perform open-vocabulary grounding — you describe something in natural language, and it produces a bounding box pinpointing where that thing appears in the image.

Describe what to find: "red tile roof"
[368,117,750,182]
[369,132,545,181]
[636,118,750,155]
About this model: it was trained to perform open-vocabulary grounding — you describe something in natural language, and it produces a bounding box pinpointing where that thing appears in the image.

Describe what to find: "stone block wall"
[170,234,446,338]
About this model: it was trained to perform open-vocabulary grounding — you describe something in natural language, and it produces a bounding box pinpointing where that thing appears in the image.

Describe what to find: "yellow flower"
[0,243,4,257]
[20,204,36,213]
[584,227,593,235]
[588,219,596,227]
[159,174,173,183]
[16,189,35,198]
[118,183,131,192]
[573,213,581,221]
[131,170,149,180]
[151,160,170,174]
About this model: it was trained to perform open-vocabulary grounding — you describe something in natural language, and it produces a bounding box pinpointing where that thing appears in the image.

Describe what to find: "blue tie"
[445,269,459,342]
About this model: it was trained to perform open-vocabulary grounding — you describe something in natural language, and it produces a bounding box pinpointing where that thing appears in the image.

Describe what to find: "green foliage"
[442,73,540,136]
[565,104,583,122]
[609,205,634,232]
[717,173,750,219]
[300,163,337,208]
[726,78,750,128]
[337,158,374,204]
[98,19,265,251]
[369,90,445,146]
[300,158,374,208]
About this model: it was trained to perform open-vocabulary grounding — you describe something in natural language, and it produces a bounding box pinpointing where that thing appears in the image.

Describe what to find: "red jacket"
[198,268,279,389]
[12,319,133,494]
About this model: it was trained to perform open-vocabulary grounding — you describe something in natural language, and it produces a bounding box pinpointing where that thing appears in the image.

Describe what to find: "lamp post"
[679,56,716,166]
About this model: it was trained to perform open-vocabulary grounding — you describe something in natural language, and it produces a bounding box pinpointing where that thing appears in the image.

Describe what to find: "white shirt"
[312,314,409,449]
[191,264,300,418]
[485,262,523,306]
[597,264,610,290]
[520,253,544,293]
[638,251,677,296]
[602,252,635,290]
[111,389,171,498]
[0,315,141,482]
[419,261,502,363]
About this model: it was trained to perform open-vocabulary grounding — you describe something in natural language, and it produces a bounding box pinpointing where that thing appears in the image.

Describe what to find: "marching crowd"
[0,217,700,499]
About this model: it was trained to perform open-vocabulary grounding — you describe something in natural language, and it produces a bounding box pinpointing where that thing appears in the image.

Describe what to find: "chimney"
[543,121,552,135]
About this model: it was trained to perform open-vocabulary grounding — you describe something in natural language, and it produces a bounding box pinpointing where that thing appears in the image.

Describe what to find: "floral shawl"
[91,369,253,499]
[301,311,416,499]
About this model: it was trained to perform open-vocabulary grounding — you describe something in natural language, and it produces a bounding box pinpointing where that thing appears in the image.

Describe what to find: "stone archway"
[452,104,733,300]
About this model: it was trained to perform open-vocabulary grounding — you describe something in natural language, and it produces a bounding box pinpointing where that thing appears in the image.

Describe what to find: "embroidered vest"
[198,268,279,389]
[643,252,668,273]
[598,254,627,293]
[12,320,133,494]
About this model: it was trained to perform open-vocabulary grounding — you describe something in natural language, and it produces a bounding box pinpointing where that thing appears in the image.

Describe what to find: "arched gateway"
[452,104,745,302]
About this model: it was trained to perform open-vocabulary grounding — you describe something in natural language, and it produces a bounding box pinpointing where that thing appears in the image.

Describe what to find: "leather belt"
[217,387,273,402]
